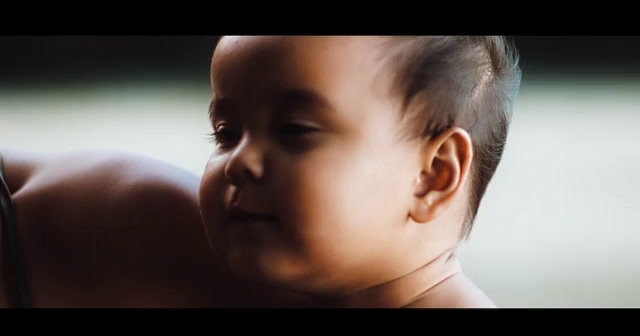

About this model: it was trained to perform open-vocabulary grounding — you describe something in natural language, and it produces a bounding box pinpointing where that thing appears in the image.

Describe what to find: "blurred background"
[1,36,639,307]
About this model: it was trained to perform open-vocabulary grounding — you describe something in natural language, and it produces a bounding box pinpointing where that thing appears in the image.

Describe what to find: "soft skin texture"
[0,149,223,307]
[199,36,495,308]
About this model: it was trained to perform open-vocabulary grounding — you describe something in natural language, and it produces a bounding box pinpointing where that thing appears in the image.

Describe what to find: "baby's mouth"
[227,208,278,224]
[225,207,280,244]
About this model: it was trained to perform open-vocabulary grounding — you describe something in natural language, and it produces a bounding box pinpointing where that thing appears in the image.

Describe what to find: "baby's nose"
[224,139,266,185]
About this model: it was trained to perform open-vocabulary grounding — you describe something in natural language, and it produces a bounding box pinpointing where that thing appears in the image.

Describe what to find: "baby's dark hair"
[381,36,522,240]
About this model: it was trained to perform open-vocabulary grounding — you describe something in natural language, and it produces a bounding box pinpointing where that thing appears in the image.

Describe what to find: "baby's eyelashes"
[273,121,325,153]
[207,118,324,154]
[277,122,320,137]
[209,123,243,149]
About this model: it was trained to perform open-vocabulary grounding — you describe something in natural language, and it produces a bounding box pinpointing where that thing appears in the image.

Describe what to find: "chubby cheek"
[199,155,229,257]
[275,144,409,277]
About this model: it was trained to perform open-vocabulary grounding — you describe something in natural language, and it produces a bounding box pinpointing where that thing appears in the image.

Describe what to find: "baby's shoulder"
[408,273,496,308]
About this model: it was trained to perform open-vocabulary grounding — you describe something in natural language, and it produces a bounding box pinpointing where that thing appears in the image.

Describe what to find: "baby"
[198,36,522,308]
[0,36,520,308]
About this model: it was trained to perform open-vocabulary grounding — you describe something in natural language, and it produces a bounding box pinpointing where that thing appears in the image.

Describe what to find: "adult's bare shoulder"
[3,149,223,307]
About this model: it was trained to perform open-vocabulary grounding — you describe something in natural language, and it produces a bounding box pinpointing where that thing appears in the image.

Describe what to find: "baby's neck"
[311,248,462,308]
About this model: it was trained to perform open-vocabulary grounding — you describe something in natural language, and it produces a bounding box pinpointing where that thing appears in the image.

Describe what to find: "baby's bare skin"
[199,36,497,308]
[0,149,313,307]
[0,149,493,308]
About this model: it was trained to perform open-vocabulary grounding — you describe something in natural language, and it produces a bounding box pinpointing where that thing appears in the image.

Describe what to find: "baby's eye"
[209,123,242,149]
[277,123,319,137]
[275,122,321,152]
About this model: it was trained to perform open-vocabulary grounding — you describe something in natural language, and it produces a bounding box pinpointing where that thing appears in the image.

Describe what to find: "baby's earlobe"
[409,199,430,224]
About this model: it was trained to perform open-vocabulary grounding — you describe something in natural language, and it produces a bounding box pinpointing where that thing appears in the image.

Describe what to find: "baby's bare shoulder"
[4,149,222,307]
[407,273,497,308]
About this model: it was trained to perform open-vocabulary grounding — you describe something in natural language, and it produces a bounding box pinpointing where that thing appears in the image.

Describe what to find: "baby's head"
[199,36,521,296]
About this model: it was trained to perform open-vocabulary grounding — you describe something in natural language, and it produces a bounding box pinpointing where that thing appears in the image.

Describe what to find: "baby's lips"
[227,206,277,222]
[225,185,275,216]
[224,185,239,209]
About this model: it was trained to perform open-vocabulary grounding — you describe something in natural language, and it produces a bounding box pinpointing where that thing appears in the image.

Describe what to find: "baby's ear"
[409,127,473,224]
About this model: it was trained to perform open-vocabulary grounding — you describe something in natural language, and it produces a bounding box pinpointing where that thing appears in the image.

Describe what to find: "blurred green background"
[1,36,639,307]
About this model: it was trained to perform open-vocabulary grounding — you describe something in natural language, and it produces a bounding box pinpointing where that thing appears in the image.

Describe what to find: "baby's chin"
[224,242,338,294]
[227,241,301,278]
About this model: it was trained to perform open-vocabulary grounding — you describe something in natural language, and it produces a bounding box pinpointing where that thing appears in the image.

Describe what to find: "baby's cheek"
[199,156,230,251]
[199,164,223,214]
[273,161,341,245]
[286,156,372,238]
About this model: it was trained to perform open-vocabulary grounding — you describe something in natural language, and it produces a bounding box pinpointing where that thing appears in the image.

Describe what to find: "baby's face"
[200,36,425,294]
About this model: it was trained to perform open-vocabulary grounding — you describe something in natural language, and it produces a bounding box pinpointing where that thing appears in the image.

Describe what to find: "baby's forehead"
[210,37,406,131]
[211,36,396,106]
[214,36,384,61]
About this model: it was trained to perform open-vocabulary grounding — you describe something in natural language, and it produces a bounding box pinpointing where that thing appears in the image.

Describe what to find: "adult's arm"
[1,149,222,307]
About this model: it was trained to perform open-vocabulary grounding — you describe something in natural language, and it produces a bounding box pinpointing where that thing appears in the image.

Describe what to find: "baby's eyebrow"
[263,88,335,114]
[208,97,235,123]
[208,87,335,123]
[208,100,215,122]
